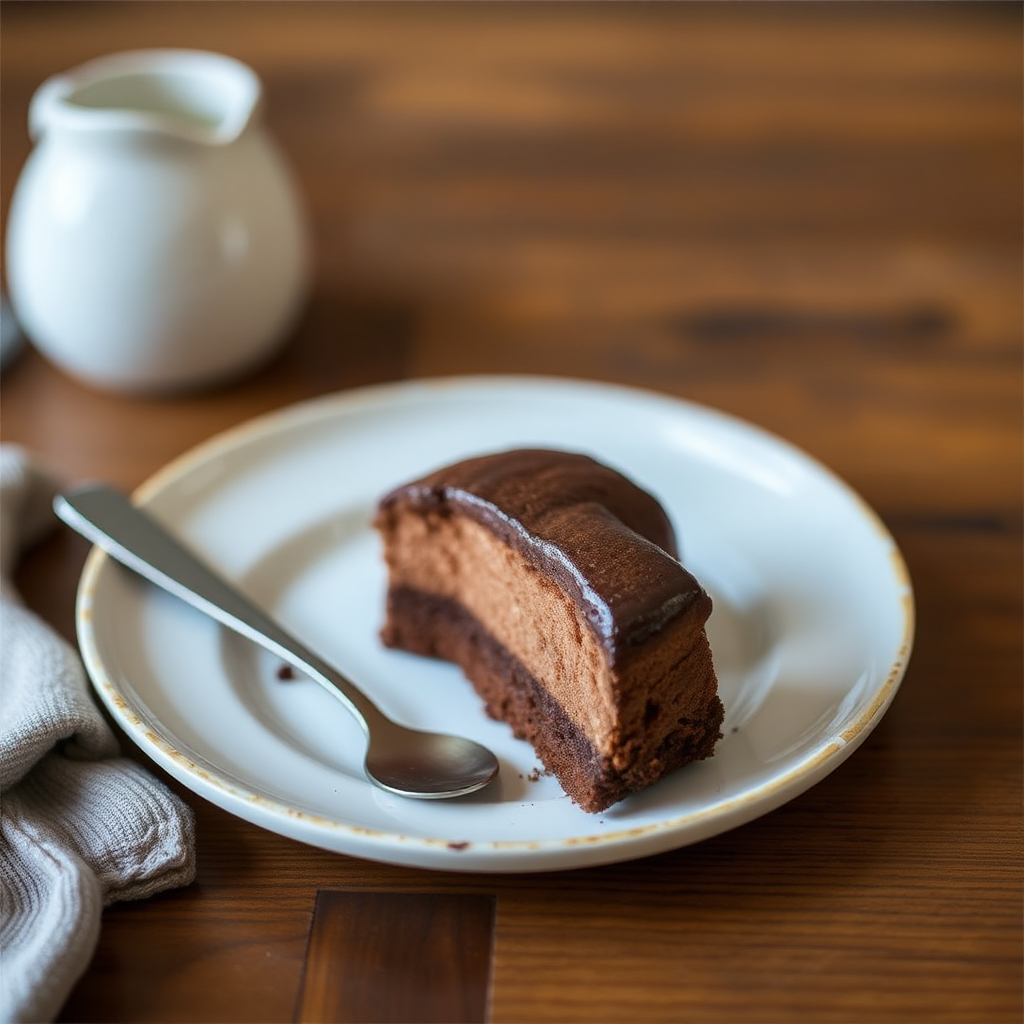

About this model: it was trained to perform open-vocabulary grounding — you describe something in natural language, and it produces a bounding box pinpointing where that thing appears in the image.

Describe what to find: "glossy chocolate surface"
[378,449,711,650]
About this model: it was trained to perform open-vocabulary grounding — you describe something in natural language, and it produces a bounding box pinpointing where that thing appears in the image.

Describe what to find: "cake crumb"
[276,663,296,681]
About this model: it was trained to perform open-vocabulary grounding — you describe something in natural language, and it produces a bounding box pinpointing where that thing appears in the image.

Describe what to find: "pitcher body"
[6,49,310,392]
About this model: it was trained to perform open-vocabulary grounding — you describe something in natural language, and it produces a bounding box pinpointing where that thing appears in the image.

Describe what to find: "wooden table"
[3,3,1021,1021]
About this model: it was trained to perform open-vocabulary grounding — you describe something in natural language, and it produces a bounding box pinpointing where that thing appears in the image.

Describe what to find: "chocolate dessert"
[374,449,723,813]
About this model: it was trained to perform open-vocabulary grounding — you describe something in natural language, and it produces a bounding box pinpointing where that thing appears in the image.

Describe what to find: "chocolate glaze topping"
[377,449,711,652]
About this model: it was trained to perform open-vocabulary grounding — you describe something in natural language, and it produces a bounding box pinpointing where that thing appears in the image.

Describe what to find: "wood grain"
[296,891,495,1023]
[0,3,1020,1023]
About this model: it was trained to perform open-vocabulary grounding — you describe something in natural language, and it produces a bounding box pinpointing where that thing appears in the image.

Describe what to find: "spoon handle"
[54,484,382,731]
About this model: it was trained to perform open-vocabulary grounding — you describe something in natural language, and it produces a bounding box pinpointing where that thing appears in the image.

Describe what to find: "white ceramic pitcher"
[5,49,310,393]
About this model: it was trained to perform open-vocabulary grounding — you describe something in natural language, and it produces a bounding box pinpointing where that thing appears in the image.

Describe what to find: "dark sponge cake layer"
[383,585,723,814]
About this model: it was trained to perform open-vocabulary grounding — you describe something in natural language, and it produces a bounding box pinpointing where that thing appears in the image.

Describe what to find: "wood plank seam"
[296,890,496,1024]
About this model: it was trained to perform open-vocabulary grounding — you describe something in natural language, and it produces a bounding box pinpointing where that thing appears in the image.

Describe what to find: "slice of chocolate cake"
[374,449,723,813]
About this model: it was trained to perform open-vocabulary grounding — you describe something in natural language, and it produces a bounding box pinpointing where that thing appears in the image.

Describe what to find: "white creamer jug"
[6,49,310,392]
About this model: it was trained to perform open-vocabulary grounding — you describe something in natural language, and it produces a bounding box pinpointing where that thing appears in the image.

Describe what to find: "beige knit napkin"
[0,447,196,1024]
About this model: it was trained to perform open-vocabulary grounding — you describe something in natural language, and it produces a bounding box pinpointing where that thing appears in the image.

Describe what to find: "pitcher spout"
[29,49,262,146]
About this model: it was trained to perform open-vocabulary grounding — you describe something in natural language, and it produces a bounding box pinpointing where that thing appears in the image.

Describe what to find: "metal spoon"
[55,484,499,800]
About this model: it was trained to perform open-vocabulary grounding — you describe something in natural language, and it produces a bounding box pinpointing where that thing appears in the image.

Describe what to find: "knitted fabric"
[0,447,195,1023]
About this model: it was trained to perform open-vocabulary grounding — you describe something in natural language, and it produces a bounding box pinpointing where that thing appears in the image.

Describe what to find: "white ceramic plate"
[77,376,913,873]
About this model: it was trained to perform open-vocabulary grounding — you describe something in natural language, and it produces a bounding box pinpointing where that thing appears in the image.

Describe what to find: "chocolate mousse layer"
[374,449,723,813]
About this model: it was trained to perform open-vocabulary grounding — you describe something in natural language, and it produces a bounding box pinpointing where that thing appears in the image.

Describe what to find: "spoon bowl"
[367,724,501,799]
[54,484,500,800]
